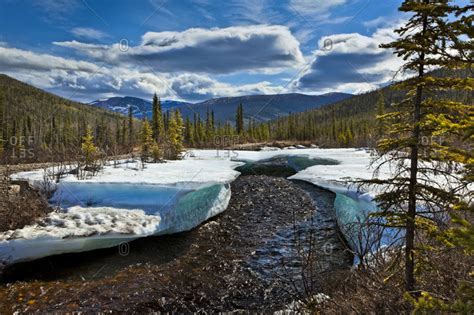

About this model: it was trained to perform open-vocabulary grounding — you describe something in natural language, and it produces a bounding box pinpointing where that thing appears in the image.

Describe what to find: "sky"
[0,0,448,103]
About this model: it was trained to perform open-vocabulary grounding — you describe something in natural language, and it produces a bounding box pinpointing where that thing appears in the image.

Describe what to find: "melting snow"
[3,148,448,266]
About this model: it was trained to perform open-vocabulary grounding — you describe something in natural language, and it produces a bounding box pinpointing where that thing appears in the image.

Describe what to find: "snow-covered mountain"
[89,92,352,123]
[89,96,190,119]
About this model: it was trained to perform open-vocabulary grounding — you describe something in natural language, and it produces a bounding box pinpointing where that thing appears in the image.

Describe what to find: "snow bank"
[157,184,231,235]
[190,149,397,260]
[0,184,233,265]
[4,148,443,266]
[189,148,393,259]
[1,159,240,266]
[0,207,160,265]
[286,149,394,260]
[12,159,243,189]
[49,183,189,213]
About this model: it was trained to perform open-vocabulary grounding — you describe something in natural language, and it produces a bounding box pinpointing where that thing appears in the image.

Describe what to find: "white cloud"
[70,27,108,40]
[296,22,407,94]
[0,46,100,73]
[54,25,305,74]
[171,73,281,101]
[0,45,283,102]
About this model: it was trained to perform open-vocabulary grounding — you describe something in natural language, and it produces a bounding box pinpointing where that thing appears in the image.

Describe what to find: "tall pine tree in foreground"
[366,0,472,296]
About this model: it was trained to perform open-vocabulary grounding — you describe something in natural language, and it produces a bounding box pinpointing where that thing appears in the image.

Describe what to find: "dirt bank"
[0,166,51,232]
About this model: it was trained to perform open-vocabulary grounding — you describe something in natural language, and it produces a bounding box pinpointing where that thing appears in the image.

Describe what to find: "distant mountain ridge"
[89,92,352,124]
[89,97,190,119]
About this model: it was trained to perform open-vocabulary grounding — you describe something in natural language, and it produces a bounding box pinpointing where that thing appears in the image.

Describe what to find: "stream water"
[0,156,353,312]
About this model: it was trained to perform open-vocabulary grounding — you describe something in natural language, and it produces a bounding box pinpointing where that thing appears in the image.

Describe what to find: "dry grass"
[315,235,473,314]
[0,168,51,232]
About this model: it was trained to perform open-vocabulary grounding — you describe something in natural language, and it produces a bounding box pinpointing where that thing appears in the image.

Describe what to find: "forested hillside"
[265,69,473,147]
[90,93,352,124]
[178,92,352,124]
[1,68,470,162]
[0,74,138,162]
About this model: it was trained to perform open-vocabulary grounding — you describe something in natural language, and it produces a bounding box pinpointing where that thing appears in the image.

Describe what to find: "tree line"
[0,75,142,164]
[263,68,472,148]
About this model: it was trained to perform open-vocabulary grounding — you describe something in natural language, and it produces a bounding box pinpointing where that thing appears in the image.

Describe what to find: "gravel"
[0,175,352,313]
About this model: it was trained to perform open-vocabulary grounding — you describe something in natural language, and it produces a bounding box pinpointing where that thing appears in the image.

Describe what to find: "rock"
[8,184,21,195]
[296,144,306,149]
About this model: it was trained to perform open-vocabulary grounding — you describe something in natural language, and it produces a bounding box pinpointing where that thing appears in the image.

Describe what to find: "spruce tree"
[205,108,212,142]
[168,110,184,159]
[140,120,154,163]
[366,0,473,294]
[81,127,98,170]
[151,93,164,142]
[236,103,244,134]
[151,93,159,140]
[375,93,386,141]
[121,119,127,146]
[128,105,134,148]
[184,116,194,146]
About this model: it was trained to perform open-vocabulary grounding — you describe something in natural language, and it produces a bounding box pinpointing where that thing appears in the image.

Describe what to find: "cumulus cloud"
[0,45,283,102]
[70,27,108,40]
[54,25,305,74]
[171,73,281,101]
[296,22,406,94]
[0,46,100,73]
[48,69,282,102]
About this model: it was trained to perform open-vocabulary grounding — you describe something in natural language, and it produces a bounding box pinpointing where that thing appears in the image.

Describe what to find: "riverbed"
[0,175,352,313]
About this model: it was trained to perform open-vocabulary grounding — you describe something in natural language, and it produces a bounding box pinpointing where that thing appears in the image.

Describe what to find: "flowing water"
[0,156,353,312]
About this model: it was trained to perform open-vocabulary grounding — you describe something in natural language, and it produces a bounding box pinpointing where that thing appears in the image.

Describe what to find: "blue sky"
[0,0,432,102]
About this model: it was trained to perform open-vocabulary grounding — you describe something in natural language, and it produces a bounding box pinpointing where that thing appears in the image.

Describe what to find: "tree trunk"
[406,1,429,293]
